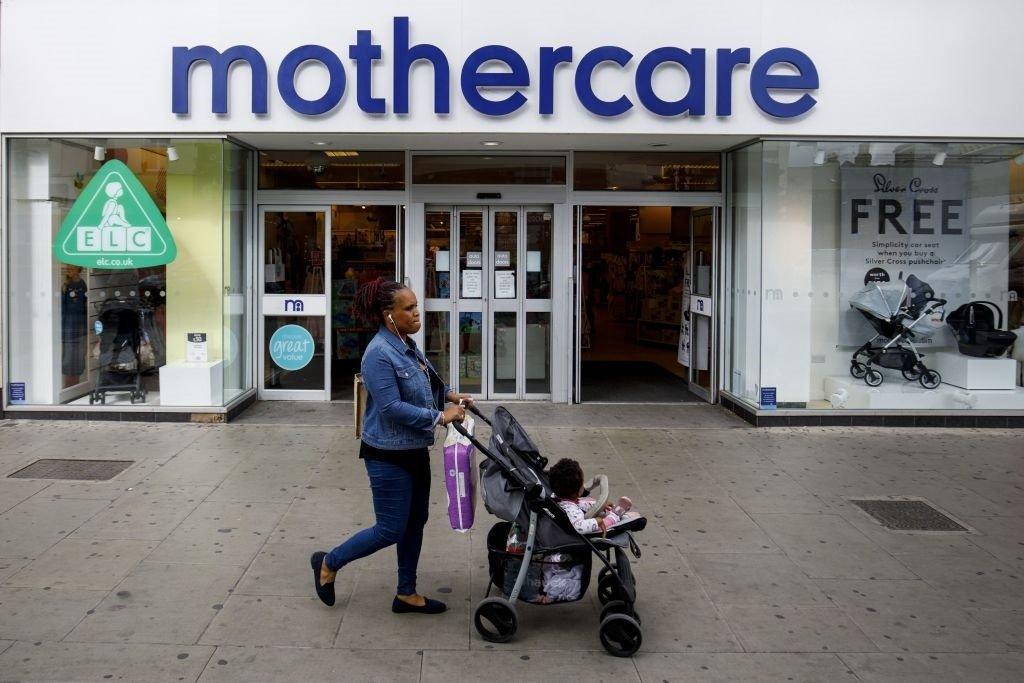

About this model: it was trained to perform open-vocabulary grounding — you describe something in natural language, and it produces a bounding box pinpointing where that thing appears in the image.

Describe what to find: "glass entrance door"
[423,205,552,400]
[685,208,718,401]
[258,207,330,400]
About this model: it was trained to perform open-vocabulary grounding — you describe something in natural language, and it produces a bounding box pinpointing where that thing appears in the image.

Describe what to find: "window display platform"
[824,375,1024,410]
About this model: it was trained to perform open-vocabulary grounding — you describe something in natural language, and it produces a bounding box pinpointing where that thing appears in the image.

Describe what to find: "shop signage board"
[8,382,26,405]
[759,386,777,410]
[53,160,177,269]
[269,324,315,371]
[494,271,516,298]
[839,167,973,345]
[186,333,208,363]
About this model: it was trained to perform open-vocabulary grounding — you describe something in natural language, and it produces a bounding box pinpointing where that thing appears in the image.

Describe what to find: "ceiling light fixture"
[311,141,330,146]
[649,142,668,148]
[932,151,947,166]
[167,146,179,162]
[813,150,826,165]
[481,141,502,147]
[93,145,106,161]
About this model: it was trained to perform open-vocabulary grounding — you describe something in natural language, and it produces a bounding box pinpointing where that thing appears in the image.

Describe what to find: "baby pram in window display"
[89,296,157,404]
[848,273,947,389]
[451,405,648,657]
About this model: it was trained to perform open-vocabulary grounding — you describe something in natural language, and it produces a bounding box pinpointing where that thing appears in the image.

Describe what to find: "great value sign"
[172,16,818,119]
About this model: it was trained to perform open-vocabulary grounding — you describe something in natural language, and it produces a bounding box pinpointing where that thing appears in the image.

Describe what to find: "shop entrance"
[423,205,553,400]
[257,204,400,400]
[575,205,718,403]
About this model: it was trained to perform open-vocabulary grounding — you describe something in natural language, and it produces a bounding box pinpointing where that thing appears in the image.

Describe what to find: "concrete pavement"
[0,403,1021,681]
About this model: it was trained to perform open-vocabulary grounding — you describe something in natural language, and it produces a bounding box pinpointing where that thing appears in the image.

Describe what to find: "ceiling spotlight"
[93,145,106,161]
[167,146,179,162]
[481,141,502,147]
[813,150,826,165]
[932,151,947,166]
[311,141,330,146]
[649,142,668,148]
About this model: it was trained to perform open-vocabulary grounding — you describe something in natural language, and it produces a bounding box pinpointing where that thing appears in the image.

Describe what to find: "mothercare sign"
[839,167,968,345]
[54,160,177,269]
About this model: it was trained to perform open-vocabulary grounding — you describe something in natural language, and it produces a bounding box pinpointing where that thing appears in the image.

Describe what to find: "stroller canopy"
[850,282,906,320]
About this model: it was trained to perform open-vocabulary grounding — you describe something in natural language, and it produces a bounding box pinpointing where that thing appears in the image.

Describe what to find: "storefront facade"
[2,1,1022,423]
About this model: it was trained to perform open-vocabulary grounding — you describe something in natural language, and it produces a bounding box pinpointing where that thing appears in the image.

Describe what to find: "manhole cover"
[850,499,967,532]
[8,459,134,481]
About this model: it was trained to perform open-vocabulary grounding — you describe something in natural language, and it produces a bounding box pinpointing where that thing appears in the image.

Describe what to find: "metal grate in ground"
[850,498,968,532]
[7,459,134,481]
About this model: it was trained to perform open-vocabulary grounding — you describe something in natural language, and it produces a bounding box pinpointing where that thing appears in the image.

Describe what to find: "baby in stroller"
[541,458,637,603]
[549,458,634,534]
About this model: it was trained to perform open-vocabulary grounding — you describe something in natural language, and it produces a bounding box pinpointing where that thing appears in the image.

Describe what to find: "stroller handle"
[464,402,491,426]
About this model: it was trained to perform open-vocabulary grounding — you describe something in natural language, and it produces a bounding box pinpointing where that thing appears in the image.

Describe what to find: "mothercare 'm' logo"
[54,160,177,269]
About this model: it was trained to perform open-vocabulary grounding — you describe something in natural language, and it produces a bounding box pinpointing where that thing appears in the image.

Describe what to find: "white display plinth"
[933,351,1016,390]
[159,360,223,406]
[823,375,1024,410]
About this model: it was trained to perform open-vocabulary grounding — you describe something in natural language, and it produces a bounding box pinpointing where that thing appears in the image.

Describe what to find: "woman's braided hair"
[352,278,408,327]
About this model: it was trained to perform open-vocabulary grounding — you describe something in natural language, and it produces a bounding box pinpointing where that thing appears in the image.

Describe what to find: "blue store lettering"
[171,17,818,119]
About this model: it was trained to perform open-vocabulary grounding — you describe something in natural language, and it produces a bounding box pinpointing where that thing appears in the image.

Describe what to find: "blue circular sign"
[269,324,315,371]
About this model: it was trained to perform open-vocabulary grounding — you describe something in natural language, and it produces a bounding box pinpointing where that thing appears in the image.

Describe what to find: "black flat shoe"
[310,552,335,607]
[392,595,447,614]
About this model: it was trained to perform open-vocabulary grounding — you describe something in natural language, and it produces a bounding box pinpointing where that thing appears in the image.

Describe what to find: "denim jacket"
[360,326,451,450]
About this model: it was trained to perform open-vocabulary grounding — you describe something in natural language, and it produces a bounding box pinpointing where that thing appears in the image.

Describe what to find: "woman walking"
[311,278,471,614]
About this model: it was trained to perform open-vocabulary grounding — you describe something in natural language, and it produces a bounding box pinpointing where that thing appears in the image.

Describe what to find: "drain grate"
[8,459,134,481]
[851,499,967,532]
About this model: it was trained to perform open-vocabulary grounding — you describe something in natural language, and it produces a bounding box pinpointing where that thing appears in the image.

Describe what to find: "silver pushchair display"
[452,405,647,657]
[848,274,947,389]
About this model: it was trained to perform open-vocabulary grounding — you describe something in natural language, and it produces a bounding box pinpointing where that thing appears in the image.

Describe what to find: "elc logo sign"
[172,17,818,119]
[54,160,177,269]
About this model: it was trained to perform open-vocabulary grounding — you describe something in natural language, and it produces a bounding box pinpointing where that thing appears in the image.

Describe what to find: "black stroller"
[90,297,148,405]
[452,405,647,657]
[849,274,948,389]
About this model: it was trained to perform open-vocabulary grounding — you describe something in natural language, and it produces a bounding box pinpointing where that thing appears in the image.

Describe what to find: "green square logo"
[54,159,177,269]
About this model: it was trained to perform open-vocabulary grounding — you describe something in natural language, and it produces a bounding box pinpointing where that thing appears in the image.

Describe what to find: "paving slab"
[0,641,213,682]
[816,579,1012,653]
[70,484,214,541]
[964,608,1024,652]
[200,594,344,648]
[719,605,878,653]
[753,513,916,580]
[634,652,858,682]
[0,496,112,559]
[0,586,106,640]
[4,538,157,590]
[688,553,830,607]
[333,569,470,650]
[235,540,357,599]
[198,645,420,682]
[146,500,286,566]
[896,551,1024,609]
[0,479,52,513]
[423,650,640,682]
[965,515,1024,567]
[839,652,1024,683]
[66,562,244,644]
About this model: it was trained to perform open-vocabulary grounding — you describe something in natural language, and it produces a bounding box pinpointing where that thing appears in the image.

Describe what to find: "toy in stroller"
[848,274,947,389]
[451,405,648,657]
[90,297,150,404]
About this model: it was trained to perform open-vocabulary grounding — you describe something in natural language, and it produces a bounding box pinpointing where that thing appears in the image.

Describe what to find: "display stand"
[933,351,1016,390]
[159,360,223,406]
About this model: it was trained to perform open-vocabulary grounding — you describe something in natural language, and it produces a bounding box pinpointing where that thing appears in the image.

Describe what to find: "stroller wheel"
[599,613,643,657]
[864,368,884,387]
[919,369,942,390]
[901,368,922,381]
[601,599,640,625]
[850,361,868,379]
[474,597,517,643]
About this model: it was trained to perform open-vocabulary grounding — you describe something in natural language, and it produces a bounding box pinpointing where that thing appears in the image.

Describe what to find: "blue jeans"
[325,458,430,596]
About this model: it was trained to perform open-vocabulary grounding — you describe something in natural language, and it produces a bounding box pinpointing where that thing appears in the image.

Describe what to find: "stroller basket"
[486,521,592,605]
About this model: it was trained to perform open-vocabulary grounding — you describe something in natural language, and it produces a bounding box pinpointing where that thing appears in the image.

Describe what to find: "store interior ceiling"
[230,132,750,152]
